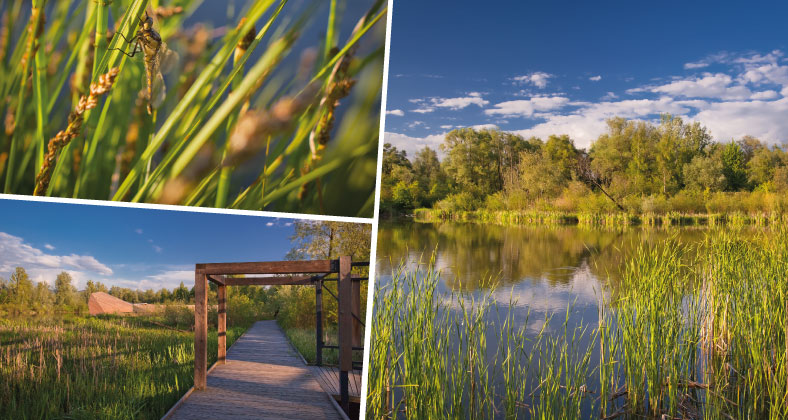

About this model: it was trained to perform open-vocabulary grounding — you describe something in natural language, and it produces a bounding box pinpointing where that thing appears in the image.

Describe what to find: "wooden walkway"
[167,320,344,420]
[309,366,362,403]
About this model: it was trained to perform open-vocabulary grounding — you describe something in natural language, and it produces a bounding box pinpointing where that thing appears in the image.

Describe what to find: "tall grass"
[367,232,788,419]
[0,315,247,419]
[0,0,385,216]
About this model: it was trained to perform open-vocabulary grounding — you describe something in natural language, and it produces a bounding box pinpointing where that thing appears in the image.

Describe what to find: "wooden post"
[352,278,362,348]
[217,284,226,364]
[315,280,323,366]
[338,256,352,413]
[194,269,208,390]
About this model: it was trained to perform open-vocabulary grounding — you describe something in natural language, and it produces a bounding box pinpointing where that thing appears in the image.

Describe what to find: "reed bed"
[0,0,385,216]
[367,232,788,419]
[0,315,247,419]
[413,208,788,228]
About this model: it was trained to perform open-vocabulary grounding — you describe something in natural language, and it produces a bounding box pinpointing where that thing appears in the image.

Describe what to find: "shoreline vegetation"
[382,116,788,223]
[412,208,788,227]
[368,231,788,419]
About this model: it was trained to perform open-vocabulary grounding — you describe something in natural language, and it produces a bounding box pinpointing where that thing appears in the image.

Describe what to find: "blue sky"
[384,1,788,157]
[0,199,306,291]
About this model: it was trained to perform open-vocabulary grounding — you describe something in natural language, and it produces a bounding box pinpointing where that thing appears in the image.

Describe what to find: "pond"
[371,219,777,418]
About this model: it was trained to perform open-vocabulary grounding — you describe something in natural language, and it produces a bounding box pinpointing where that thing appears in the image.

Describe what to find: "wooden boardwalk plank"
[168,320,343,420]
[308,365,362,403]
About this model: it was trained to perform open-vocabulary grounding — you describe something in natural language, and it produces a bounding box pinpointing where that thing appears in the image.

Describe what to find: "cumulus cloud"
[0,232,114,287]
[589,75,602,82]
[513,72,553,88]
[631,73,754,100]
[410,93,490,113]
[485,96,570,117]
[384,132,446,158]
[44,244,55,250]
[386,109,404,116]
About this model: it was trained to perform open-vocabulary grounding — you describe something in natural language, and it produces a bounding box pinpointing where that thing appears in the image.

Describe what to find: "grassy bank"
[413,208,787,227]
[367,232,788,419]
[0,315,248,419]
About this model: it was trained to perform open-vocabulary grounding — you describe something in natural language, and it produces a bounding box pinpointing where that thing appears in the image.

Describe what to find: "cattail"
[34,67,120,196]
[298,16,364,202]
[157,83,321,205]
[153,5,184,20]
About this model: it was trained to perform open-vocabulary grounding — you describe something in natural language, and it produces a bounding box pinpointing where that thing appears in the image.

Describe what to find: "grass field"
[0,315,247,420]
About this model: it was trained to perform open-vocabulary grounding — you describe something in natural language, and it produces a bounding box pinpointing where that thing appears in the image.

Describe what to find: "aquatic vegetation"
[367,231,788,419]
[0,0,386,216]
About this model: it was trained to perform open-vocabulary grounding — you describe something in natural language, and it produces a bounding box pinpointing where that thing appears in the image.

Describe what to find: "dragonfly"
[110,11,178,114]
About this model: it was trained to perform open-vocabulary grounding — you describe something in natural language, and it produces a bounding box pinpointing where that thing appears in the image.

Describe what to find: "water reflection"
[377,221,713,321]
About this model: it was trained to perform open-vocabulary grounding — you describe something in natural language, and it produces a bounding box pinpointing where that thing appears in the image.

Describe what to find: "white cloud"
[152,245,163,253]
[432,95,489,109]
[0,232,114,287]
[384,132,446,158]
[513,72,553,88]
[44,244,55,250]
[589,75,602,82]
[471,124,499,130]
[440,125,454,129]
[691,97,788,143]
[601,91,618,100]
[485,96,570,117]
[412,107,434,114]
[632,73,753,100]
[386,109,404,116]
[266,222,274,226]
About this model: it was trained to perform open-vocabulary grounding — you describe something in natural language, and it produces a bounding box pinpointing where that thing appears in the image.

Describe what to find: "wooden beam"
[195,260,334,275]
[217,285,226,364]
[315,280,323,366]
[206,274,225,285]
[194,270,208,390]
[218,275,315,286]
[338,256,352,413]
[352,279,362,348]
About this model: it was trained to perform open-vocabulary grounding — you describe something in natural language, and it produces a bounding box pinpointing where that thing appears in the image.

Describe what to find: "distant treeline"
[382,115,788,215]
[0,268,197,314]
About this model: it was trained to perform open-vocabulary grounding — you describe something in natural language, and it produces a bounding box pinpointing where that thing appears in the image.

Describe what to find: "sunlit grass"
[0,315,248,419]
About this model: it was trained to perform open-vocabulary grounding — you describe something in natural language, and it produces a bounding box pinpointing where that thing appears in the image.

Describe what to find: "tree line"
[0,267,197,314]
[382,115,788,214]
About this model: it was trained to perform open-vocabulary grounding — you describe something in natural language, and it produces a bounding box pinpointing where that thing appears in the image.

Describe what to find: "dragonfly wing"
[150,71,167,108]
[158,43,179,74]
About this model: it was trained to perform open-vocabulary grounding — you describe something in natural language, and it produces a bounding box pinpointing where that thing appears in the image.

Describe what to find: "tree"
[721,142,748,191]
[54,271,76,307]
[33,282,54,307]
[747,146,779,188]
[10,267,34,305]
[173,282,190,302]
[287,221,372,261]
[683,154,725,192]
[382,143,411,175]
[83,280,99,303]
[543,134,578,181]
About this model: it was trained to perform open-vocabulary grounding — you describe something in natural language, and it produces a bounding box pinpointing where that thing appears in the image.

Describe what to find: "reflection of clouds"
[492,263,606,313]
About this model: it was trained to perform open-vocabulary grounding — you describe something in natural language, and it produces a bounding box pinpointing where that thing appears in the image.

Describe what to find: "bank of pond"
[369,224,788,419]
[414,208,788,227]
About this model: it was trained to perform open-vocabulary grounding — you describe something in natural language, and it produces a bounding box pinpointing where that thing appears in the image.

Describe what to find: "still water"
[374,219,759,416]
[377,220,715,325]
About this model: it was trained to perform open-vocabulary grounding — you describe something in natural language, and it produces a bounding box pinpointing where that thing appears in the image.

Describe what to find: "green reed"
[0,315,247,419]
[0,0,385,216]
[367,231,788,419]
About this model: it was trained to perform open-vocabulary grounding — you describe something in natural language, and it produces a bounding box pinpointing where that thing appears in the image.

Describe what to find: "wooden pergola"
[193,256,366,413]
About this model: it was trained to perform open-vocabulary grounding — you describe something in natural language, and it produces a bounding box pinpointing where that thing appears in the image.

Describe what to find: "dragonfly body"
[111,12,174,115]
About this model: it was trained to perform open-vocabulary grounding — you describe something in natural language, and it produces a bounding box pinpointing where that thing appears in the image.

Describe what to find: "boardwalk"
[167,320,344,420]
